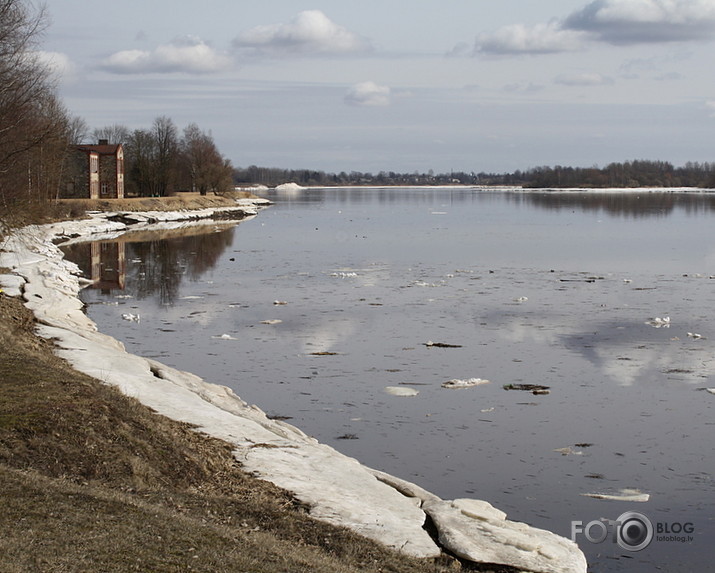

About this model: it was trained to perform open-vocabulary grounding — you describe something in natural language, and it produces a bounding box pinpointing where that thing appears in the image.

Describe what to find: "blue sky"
[42,0,715,174]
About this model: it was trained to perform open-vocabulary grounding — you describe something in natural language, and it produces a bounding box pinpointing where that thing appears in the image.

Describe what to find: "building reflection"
[62,225,236,305]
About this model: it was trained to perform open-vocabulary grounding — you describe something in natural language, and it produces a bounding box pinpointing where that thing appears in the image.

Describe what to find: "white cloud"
[233,10,372,57]
[344,81,391,107]
[707,100,715,117]
[554,72,614,86]
[564,0,715,44]
[474,20,586,55]
[102,36,232,74]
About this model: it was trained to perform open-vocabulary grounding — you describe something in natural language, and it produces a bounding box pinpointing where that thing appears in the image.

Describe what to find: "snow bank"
[0,202,586,573]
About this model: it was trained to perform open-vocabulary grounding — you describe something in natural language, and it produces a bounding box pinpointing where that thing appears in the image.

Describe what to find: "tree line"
[87,118,234,198]
[235,161,715,189]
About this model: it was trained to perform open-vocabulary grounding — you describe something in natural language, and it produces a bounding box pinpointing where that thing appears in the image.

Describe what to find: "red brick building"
[65,140,125,199]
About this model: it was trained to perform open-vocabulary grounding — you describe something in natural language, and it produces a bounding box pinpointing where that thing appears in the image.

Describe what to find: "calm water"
[65,188,715,572]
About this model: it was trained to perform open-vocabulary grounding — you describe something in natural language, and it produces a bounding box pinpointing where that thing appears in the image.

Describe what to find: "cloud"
[34,51,76,80]
[344,81,391,107]
[554,72,614,86]
[707,100,715,117]
[564,0,715,44]
[233,10,372,57]
[102,36,232,74]
[474,20,586,55]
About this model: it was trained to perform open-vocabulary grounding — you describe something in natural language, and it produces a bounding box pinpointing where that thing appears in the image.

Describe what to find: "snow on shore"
[0,200,586,573]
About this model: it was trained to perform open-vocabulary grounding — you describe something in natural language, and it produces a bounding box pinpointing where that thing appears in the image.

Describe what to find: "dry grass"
[52,191,255,221]
[0,293,482,572]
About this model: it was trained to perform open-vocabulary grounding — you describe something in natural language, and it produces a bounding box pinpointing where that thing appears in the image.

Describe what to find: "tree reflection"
[128,228,235,305]
[509,191,715,218]
[64,226,235,306]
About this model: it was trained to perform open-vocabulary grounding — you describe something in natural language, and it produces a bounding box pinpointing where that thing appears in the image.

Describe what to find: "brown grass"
[52,191,255,221]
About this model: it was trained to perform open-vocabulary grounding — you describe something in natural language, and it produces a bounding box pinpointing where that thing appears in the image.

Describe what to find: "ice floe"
[441,378,490,389]
[212,333,238,340]
[581,488,650,502]
[384,386,420,397]
[121,312,140,322]
[647,316,671,327]
[0,201,587,573]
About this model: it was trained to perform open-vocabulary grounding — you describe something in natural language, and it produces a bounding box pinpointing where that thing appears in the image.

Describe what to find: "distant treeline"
[234,160,715,189]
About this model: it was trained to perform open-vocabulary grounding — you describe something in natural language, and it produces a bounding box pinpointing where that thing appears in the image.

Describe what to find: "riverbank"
[0,196,586,573]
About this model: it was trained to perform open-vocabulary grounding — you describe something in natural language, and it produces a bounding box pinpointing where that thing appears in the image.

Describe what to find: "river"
[64,187,715,572]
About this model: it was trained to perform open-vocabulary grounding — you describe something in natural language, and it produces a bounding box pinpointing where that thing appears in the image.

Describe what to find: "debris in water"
[310,351,339,356]
[273,300,288,305]
[212,333,237,340]
[441,378,490,389]
[647,316,670,327]
[553,446,584,456]
[330,271,358,278]
[581,488,650,502]
[384,386,419,397]
[336,433,359,440]
[503,383,550,395]
[424,341,463,348]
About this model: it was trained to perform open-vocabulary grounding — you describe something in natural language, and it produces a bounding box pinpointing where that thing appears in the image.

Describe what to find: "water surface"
[66,188,715,572]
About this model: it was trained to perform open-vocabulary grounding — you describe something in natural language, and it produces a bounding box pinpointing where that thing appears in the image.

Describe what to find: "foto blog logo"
[571,511,653,552]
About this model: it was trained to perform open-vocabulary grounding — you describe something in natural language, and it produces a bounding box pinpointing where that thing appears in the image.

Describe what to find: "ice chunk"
[581,488,650,502]
[384,386,419,397]
[441,378,490,389]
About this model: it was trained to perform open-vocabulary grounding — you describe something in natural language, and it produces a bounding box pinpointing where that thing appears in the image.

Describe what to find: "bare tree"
[92,123,130,145]
[0,0,72,223]
[180,123,232,195]
[152,116,178,196]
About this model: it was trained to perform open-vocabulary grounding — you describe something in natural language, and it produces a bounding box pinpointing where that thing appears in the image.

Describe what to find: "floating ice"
[553,446,584,456]
[687,332,703,339]
[330,271,358,278]
[441,378,490,389]
[581,488,650,502]
[273,300,288,305]
[121,313,140,322]
[514,296,528,302]
[212,333,237,340]
[647,316,671,327]
[384,386,419,397]
[260,319,282,325]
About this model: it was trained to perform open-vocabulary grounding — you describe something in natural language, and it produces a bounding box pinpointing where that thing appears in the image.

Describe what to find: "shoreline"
[0,198,586,573]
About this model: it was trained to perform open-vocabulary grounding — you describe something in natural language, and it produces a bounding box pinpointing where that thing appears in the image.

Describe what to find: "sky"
[41,0,715,174]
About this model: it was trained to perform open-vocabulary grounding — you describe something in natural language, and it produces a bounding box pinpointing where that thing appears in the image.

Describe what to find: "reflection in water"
[64,226,235,305]
[265,186,715,218]
[514,190,715,218]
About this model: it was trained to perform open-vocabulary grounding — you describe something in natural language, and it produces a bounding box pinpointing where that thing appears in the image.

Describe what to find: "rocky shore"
[0,197,587,573]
